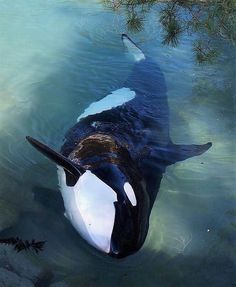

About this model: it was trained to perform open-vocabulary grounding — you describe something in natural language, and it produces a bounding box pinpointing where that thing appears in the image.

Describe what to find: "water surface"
[0,1,235,286]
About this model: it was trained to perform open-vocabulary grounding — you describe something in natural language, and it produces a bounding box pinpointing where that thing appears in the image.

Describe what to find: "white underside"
[58,167,117,253]
[77,87,135,121]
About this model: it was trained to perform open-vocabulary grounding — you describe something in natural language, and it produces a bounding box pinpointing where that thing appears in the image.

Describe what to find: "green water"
[0,1,235,286]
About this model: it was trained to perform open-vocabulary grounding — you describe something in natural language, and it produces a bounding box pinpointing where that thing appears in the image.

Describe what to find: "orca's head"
[87,161,150,258]
[26,136,150,258]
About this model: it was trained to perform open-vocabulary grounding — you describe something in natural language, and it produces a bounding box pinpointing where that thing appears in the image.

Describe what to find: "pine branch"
[0,237,46,253]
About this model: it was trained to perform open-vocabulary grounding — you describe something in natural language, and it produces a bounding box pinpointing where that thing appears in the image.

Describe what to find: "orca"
[26,34,212,258]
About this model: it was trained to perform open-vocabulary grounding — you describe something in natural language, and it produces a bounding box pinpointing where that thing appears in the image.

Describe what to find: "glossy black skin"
[58,39,211,258]
[63,132,151,258]
[62,57,168,192]
[91,161,150,258]
[60,54,170,258]
[26,35,211,258]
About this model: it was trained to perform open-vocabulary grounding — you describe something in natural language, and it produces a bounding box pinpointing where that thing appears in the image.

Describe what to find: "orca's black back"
[124,57,170,146]
[61,57,170,158]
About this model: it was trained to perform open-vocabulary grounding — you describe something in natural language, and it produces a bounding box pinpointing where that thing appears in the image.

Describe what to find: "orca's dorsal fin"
[122,34,145,62]
[26,136,85,185]
[149,142,212,166]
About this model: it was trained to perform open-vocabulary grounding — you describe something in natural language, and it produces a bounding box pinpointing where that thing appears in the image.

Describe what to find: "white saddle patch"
[77,87,136,121]
[58,167,117,253]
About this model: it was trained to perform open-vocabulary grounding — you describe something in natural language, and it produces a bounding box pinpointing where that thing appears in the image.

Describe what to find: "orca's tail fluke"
[121,34,145,62]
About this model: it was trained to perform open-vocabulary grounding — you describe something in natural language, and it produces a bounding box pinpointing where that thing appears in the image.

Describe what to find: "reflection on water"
[0,0,235,286]
[103,0,236,63]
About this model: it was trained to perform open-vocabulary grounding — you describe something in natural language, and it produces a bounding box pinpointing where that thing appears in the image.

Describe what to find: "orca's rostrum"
[26,34,212,258]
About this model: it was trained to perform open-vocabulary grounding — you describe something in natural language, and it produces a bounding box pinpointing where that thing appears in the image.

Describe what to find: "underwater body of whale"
[26,34,212,258]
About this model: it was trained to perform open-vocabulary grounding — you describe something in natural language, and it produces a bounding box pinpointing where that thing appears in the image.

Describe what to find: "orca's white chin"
[58,167,117,253]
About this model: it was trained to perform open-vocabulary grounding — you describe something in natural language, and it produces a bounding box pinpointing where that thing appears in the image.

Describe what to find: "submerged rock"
[50,282,69,287]
[0,245,41,279]
[34,270,54,287]
[0,267,34,287]
[0,245,53,286]
[0,199,19,232]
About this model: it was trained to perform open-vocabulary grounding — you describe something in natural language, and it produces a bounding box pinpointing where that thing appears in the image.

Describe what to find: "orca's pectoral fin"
[149,142,212,167]
[26,136,85,186]
[169,142,212,164]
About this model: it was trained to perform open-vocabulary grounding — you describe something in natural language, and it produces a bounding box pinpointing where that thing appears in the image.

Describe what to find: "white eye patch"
[124,182,137,206]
